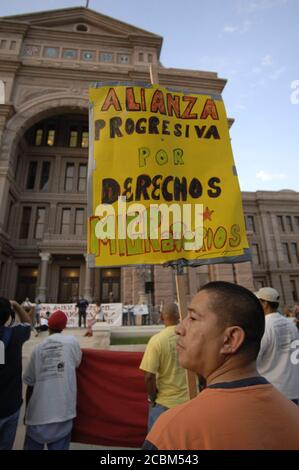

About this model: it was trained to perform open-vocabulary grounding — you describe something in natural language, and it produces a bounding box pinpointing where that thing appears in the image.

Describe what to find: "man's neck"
[206,360,259,386]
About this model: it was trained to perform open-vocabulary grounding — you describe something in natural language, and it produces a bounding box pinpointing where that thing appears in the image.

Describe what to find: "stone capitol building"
[0,7,298,309]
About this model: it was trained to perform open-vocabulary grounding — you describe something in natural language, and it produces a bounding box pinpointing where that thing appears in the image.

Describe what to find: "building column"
[83,254,93,302]
[208,264,234,282]
[132,267,146,305]
[279,274,293,306]
[208,262,254,291]
[196,265,209,289]
[11,202,20,239]
[259,212,278,270]
[0,174,10,230]
[154,265,175,307]
[234,261,255,291]
[47,203,57,235]
[36,252,51,302]
[187,267,198,299]
[270,213,285,266]
[3,257,13,298]
[52,155,62,193]
[122,267,133,303]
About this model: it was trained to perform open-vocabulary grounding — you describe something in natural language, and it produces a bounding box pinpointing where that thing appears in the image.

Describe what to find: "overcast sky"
[1,0,299,192]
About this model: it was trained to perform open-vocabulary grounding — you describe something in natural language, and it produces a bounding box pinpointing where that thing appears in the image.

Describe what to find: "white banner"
[38,303,122,327]
[133,304,149,316]
[100,303,123,326]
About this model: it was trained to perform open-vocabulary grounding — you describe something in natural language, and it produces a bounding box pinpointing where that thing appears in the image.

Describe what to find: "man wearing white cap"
[256,287,299,404]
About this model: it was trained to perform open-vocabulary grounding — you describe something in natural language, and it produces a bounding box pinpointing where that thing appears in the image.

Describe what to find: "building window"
[69,129,78,147]
[64,163,74,191]
[20,207,31,239]
[78,164,87,192]
[100,52,113,62]
[35,129,43,146]
[61,208,71,234]
[46,129,55,146]
[246,215,255,232]
[23,45,40,57]
[44,47,59,59]
[81,130,89,148]
[75,208,84,235]
[100,268,121,303]
[148,53,153,63]
[10,41,17,50]
[82,50,94,61]
[138,52,144,62]
[16,266,38,304]
[286,215,293,232]
[39,162,50,190]
[76,23,89,32]
[44,47,59,58]
[295,216,299,231]
[34,207,45,239]
[0,40,7,49]
[62,49,77,59]
[277,215,285,232]
[251,244,261,265]
[290,280,298,302]
[291,242,298,263]
[26,161,38,189]
[118,54,130,64]
[282,243,291,263]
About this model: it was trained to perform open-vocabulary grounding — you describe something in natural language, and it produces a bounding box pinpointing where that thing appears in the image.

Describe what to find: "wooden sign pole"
[174,264,198,399]
[149,65,198,399]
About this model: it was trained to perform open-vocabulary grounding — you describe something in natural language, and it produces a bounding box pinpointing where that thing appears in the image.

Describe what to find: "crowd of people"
[143,283,299,450]
[1,281,299,450]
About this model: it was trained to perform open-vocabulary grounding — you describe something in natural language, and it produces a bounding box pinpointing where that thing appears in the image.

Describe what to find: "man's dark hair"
[0,297,13,326]
[200,281,265,359]
[266,300,279,311]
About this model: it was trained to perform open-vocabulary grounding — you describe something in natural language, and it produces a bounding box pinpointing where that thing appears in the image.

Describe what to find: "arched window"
[76,23,89,32]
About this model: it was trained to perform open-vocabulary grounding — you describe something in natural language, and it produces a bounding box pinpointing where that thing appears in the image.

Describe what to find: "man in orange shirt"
[143,281,299,450]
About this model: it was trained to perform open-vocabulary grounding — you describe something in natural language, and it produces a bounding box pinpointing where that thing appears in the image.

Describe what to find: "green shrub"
[110,336,151,345]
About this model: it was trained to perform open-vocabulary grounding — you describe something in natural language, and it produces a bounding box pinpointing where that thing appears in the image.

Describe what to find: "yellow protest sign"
[87,84,248,267]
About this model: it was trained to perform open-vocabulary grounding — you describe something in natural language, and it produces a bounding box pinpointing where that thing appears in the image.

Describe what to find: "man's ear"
[220,326,246,355]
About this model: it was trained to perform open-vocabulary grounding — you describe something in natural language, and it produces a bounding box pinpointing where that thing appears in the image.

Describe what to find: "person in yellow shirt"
[139,302,188,431]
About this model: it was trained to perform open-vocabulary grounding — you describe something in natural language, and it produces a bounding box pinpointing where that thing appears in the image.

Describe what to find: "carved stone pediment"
[2,7,161,38]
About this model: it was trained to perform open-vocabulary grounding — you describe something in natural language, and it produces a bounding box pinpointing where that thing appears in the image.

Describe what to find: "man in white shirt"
[35,311,50,336]
[256,287,299,404]
[23,310,82,450]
